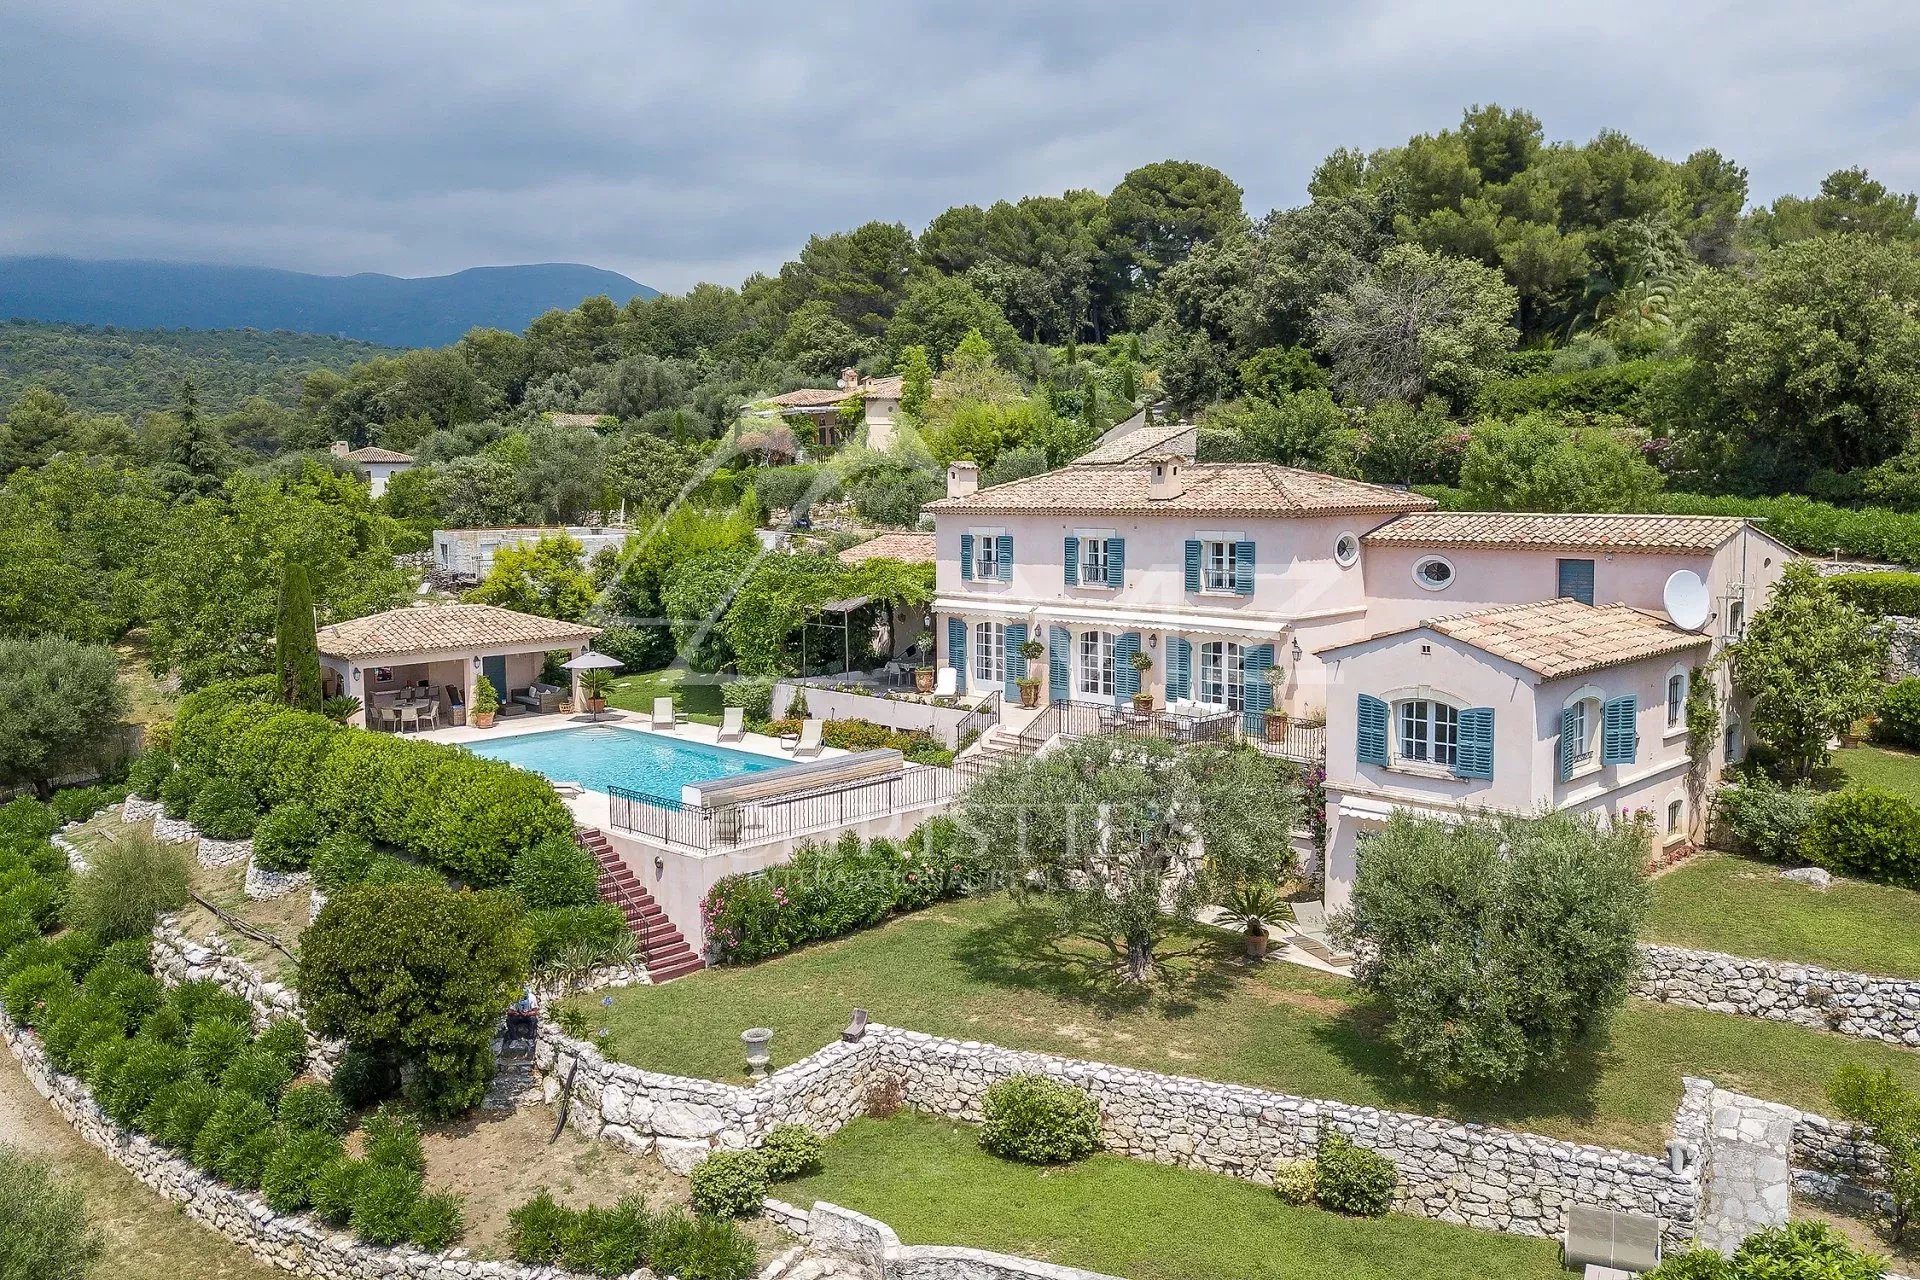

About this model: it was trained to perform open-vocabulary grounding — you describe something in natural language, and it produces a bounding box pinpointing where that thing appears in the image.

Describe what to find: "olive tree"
[0,637,127,798]
[958,736,1299,984]
[0,1145,105,1280]
[1336,809,1650,1089]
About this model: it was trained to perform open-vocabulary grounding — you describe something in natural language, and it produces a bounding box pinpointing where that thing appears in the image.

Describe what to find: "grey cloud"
[2,0,1918,294]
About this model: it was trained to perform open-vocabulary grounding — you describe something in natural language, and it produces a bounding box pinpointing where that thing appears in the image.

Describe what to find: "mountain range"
[0,257,658,348]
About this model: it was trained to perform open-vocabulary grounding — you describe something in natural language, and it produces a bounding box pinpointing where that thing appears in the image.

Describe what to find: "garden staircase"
[576,828,706,983]
[956,726,1036,780]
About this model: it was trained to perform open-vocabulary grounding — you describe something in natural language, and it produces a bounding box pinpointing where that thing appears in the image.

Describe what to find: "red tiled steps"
[575,828,705,983]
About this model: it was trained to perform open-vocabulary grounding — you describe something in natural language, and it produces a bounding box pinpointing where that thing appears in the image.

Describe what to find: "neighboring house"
[433,525,633,584]
[329,441,413,497]
[762,368,908,451]
[923,452,1794,903]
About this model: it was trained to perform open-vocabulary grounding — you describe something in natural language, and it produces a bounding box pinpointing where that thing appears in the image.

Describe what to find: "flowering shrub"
[702,817,984,963]
[760,717,954,766]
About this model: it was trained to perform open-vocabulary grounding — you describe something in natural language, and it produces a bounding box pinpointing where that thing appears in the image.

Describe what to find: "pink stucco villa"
[925,429,1793,914]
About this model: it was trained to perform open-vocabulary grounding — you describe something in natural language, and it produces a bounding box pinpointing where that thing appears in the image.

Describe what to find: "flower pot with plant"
[1262,664,1291,741]
[579,667,613,715]
[914,665,935,694]
[1018,638,1046,708]
[1222,883,1290,961]
[472,675,499,729]
[1129,649,1155,713]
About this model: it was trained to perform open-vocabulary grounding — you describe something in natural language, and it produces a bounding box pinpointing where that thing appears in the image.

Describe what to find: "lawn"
[604,666,727,725]
[1648,852,1920,978]
[575,896,1920,1154]
[780,1114,1568,1280]
[1832,744,1920,802]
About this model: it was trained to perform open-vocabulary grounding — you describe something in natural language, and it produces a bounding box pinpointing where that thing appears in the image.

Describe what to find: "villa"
[761,367,909,451]
[922,435,1793,913]
[328,440,414,497]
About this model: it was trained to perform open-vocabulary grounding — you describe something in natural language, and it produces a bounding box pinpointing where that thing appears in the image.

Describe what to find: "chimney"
[1147,455,1186,501]
[329,440,351,458]
[839,366,860,391]
[947,461,979,500]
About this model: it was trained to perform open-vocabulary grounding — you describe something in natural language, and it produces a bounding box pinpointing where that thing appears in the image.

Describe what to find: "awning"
[817,595,873,614]
[935,595,1289,641]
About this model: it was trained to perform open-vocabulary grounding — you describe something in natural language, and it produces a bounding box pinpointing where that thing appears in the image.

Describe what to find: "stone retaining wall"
[798,1201,1121,1280]
[1634,944,1920,1048]
[540,1023,1702,1247]
[149,916,342,1077]
[245,856,312,900]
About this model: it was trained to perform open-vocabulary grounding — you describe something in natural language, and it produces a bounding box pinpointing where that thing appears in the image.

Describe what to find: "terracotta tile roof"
[837,532,936,565]
[316,604,598,660]
[1073,421,1197,465]
[925,462,1435,518]
[342,446,413,464]
[764,386,851,409]
[1422,600,1709,680]
[859,376,904,399]
[1363,511,1753,554]
[545,413,610,428]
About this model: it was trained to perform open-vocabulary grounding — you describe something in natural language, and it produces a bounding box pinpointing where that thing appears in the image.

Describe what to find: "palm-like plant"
[580,668,615,701]
[1221,883,1289,935]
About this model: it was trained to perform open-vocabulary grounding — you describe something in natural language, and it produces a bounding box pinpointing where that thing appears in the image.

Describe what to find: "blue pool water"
[463,726,784,803]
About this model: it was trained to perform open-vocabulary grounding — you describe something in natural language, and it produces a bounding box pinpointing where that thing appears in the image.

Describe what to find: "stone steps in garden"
[575,827,706,983]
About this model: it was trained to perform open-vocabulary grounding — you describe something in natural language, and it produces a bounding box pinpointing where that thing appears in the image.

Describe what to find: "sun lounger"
[793,718,824,757]
[651,697,680,731]
[718,706,745,742]
[934,667,958,697]
[1285,899,1354,966]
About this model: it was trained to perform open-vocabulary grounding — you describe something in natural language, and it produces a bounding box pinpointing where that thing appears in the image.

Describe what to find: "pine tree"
[275,561,324,712]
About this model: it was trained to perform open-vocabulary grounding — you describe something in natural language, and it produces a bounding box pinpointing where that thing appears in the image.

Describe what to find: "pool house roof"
[316,603,599,661]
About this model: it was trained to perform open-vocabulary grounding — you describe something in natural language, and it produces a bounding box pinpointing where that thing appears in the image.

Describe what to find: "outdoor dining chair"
[398,703,419,733]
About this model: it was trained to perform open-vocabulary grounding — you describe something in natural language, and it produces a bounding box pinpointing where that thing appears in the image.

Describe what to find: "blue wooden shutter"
[1106,537,1125,588]
[959,533,974,581]
[1454,708,1494,779]
[1003,623,1027,699]
[1243,643,1274,735]
[1063,535,1079,586]
[1184,539,1202,593]
[1234,540,1256,596]
[1049,626,1070,703]
[1602,695,1638,765]
[1114,633,1141,704]
[947,618,967,693]
[1557,558,1596,606]
[996,534,1013,582]
[1559,705,1580,779]
[1167,637,1191,701]
[1356,694,1389,765]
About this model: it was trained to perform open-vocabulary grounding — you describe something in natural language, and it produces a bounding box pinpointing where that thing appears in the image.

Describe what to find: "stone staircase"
[957,726,1038,778]
[576,828,706,983]
[482,1034,539,1111]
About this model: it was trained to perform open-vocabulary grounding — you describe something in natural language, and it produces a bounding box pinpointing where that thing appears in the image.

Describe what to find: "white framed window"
[1204,540,1239,592]
[974,535,999,581]
[1725,717,1744,762]
[1727,598,1745,638]
[1081,536,1110,585]
[1334,532,1360,567]
[973,621,1005,685]
[1667,797,1685,835]
[1077,630,1114,698]
[1666,668,1689,729]
[1563,697,1598,773]
[1395,699,1460,767]
[1412,555,1455,592]
[1198,641,1245,711]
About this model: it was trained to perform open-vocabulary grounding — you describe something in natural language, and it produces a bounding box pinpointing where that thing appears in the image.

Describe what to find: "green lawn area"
[1648,852,1920,978]
[780,1114,1567,1280]
[576,896,1920,1153]
[1833,745,1920,802]
[604,667,726,725]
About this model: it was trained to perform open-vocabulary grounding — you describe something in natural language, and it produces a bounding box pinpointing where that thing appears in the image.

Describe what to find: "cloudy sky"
[4,0,1918,295]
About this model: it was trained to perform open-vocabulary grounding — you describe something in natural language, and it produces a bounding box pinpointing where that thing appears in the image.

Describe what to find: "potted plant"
[1262,665,1291,741]
[1129,649,1155,713]
[472,675,500,729]
[1221,883,1290,961]
[914,665,936,694]
[580,668,613,716]
[1017,639,1046,708]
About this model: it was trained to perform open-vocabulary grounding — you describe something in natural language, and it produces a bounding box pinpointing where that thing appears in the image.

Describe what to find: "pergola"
[316,603,599,729]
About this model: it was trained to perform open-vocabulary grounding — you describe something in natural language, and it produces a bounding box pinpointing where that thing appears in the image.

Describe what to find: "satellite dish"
[1664,570,1711,631]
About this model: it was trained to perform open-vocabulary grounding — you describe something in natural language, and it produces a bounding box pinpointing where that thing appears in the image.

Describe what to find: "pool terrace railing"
[607,764,959,852]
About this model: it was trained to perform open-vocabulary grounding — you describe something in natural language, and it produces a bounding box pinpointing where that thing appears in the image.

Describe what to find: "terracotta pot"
[1019,683,1041,709]
[589,697,606,714]
[1246,928,1269,960]
[1264,714,1292,743]
[1132,694,1154,714]
[474,711,496,729]
[914,668,935,694]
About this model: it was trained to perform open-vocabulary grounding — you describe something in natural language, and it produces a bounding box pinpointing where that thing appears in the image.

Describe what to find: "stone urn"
[914,667,935,694]
[1018,679,1041,710]
[742,1027,774,1080]
[1263,712,1292,743]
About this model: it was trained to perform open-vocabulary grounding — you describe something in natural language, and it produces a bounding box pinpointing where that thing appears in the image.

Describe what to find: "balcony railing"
[608,764,959,853]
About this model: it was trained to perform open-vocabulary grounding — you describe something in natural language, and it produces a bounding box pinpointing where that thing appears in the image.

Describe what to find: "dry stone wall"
[149,916,342,1077]
[541,1022,1703,1247]
[1635,944,1920,1048]
[796,1201,1122,1280]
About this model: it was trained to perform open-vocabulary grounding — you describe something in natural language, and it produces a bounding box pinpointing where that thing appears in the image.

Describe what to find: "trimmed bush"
[310,832,377,892]
[409,1191,466,1251]
[688,1149,768,1218]
[649,1209,759,1280]
[361,1104,426,1173]
[1714,776,1821,862]
[4,963,72,1029]
[262,1129,346,1213]
[759,1124,823,1180]
[508,1191,572,1263]
[191,1090,277,1184]
[1272,1158,1317,1206]
[253,802,326,872]
[525,903,629,966]
[308,1155,368,1227]
[1805,787,1920,887]
[279,1081,347,1135]
[221,1041,296,1103]
[63,833,191,943]
[979,1074,1100,1164]
[1876,679,1920,750]
[158,763,206,816]
[351,1162,425,1247]
[187,777,259,840]
[1831,571,1920,618]
[127,750,175,801]
[511,835,601,909]
[561,1200,654,1276]
[151,1076,220,1150]
[186,1016,250,1081]
[101,1038,188,1128]
[1314,1133,1396,1216]
[167,978,253,1030]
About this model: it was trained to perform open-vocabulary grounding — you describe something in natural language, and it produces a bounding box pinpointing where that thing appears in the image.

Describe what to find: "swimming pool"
[463,725,785,804]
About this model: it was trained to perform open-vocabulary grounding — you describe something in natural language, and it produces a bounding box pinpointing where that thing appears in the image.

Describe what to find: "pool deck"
[415,711,847,829]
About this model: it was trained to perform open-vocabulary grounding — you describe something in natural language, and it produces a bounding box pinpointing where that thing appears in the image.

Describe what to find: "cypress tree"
[275,561,324,712]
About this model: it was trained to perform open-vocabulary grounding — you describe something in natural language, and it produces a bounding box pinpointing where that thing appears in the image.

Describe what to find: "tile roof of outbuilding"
[316,604,598,660]
[924,462,1434,518]
[1362,511,1756,553]
[837,532,936,565]
[1072,420,1196,465]
[1420,600,1709,679]
[341,446,413,464]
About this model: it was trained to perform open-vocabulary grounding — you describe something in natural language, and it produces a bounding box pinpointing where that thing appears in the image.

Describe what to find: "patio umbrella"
[562,650,624,721]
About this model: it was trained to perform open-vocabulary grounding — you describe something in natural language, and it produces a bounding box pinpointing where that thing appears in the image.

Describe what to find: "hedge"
[1831,571,1920,617]
[1651,493,1920,567]
[1474,359,1663,419]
